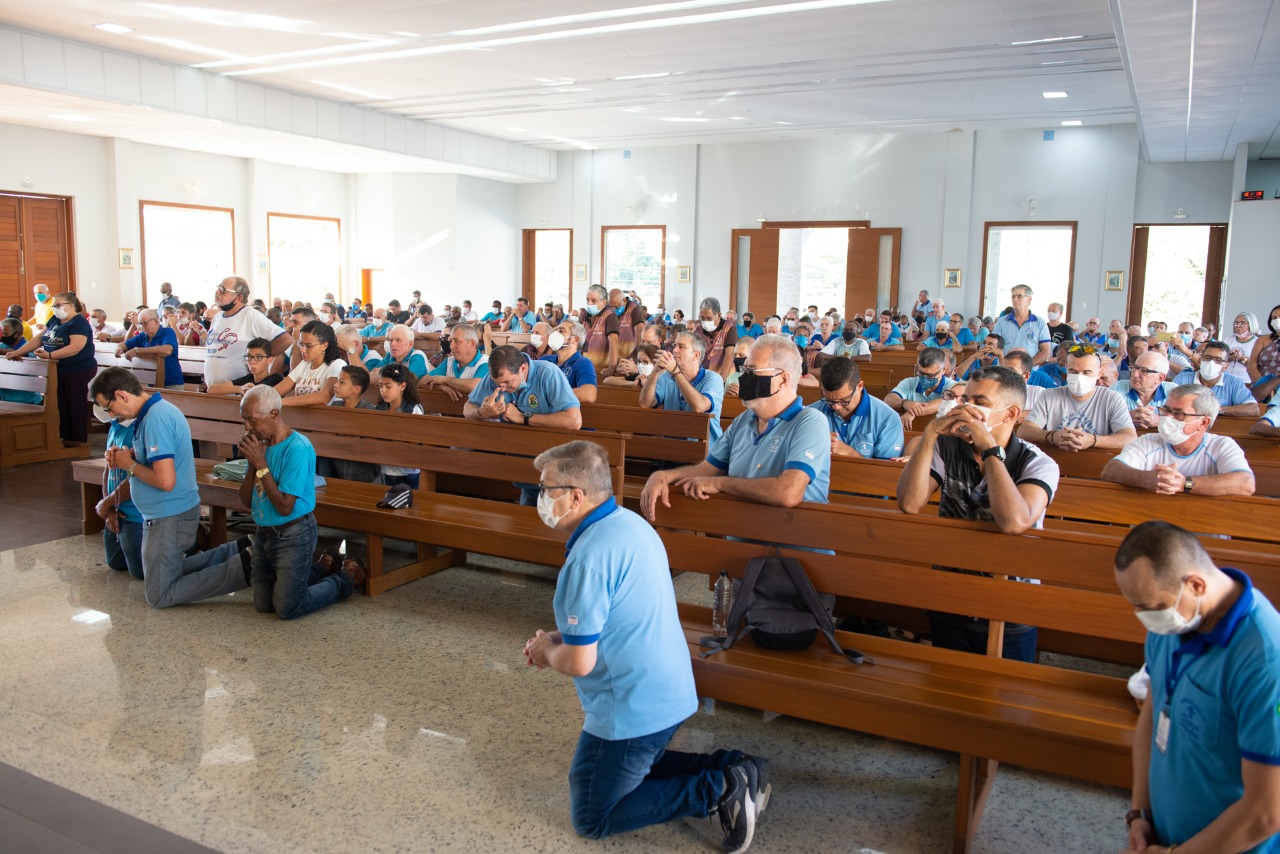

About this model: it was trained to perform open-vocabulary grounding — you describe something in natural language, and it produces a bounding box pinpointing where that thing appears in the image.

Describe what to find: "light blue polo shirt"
[1146,569,1280,852]
[251,430,316,527]
[922,335,958,350]
[961,357,1000,380]
[737,323,763,339]
[1113,379,1176,410]
[429,351,491,380]
[889,374,956,403]
[1263,404,1280,427]
[956,327,984,347]
[707,396,831,503]
[510,310,538,333]
[1172,370,1254,407]
[992,312,1051,357]
[129,394,200,520]
[360,321,393,338]
[467,353,580,418]
[106,418,142,524]
[810,391,904,459]
[652,367,725,441]
[1031,362,1067,389]
[370,349,429,378]
[554,498,697,740]
[862,326,903,344]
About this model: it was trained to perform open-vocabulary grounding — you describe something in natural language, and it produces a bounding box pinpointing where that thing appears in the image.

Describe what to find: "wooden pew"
[93,342,165,388]
[0,357,89,467]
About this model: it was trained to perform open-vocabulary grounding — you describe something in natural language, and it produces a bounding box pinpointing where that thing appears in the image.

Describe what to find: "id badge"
[1155,709,1171,754]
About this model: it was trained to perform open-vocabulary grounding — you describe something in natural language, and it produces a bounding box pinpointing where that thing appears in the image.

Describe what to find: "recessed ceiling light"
[94,22,134,34]
[1060,120,1083,126]
[1042,91,1068,99]
[1011,35,1084,46]
[613,72,671,81]
[729,116,745,120]
[48,113,95,122]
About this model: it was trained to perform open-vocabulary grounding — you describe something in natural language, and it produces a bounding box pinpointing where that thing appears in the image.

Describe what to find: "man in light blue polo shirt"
[1114,521,1280,854]
[1252,402,1280,437]
[991,284,1053,366]
[501,296,539,333]
[91,367,250,609]
[1113,350,1176,431]
[1172,340,1260,418]
[641,334,831,520]
[360,308,393,338]
[525,441,767,851]
[422,323,490,401]
[640,330,725,442]
[369,324,429,377]
[811,356,904,459]
[883,347,957,430]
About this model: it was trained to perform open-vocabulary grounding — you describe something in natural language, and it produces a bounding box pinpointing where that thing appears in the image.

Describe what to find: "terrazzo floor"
[0,529,1131,853]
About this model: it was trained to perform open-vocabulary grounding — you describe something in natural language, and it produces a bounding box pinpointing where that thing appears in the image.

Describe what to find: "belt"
[256,512,313,536]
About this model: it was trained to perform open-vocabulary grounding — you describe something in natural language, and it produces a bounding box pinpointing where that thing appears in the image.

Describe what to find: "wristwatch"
[1183,477,1195,494]
[980,445,1006,463]
[255,467,270,480]
[1125,808,1153,826]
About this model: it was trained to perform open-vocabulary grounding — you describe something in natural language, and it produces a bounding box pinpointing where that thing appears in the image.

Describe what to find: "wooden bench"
[93,342,166,388]
[74,389,629,596]
[0,357,89,468]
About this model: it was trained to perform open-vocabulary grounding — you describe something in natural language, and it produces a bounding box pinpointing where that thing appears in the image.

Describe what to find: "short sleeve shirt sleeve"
[554,559,610,645]
[570,355,597,387]
[245,308,286,341]
[1211,435,1252,473]
[1103,390,1136,433]
[534,361,581,413]
[1230,622,1280,763]
[1114,434,1154,470]
[1263,404,1280,427]
[141,404,183,464]
[782,407,831,485]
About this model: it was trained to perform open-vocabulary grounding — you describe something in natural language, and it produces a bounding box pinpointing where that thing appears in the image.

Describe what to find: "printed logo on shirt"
[149,444,159,453]
[803,450,815,460]
[567,615,578,625]
[527,393,540,410]
[209,327,238,354]
[768,436,783,455]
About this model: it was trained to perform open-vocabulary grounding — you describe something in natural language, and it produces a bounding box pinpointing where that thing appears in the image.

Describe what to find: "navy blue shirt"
[42,313,95,373]
[539,351,597,389]
[125,326,183,386]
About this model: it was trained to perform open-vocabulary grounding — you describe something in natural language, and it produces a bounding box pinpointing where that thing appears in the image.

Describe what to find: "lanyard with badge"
[1157,644,1197,754]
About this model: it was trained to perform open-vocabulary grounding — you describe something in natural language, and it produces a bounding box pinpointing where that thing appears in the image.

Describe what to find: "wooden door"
[0,196,19,313]
[847,228,901,314]
[0,194,74,315]
[728,228,780,320]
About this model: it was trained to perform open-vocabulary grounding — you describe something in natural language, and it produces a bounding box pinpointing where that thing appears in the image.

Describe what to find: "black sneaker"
[716,763,755,854]
[743,755,771,818]
[236,537,253,587]
[333,568,355,602]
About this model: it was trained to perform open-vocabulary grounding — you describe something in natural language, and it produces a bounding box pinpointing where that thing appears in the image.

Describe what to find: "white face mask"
[702,319,718,332]
[935,399,958,418]
[1047,310,1061,322]
[536,489,570,530]
[530,333,544,350]
[1198,360,1223,381]
[1272,317,1280,335]
[1135,581,1202,635]
[53,306,71,321]
[636,363,655,377]
[1066,373,1097,396]
[319,312,332,323]
[1158,414,1191,445]
[965,403,1009,431]
[547,331,566,351]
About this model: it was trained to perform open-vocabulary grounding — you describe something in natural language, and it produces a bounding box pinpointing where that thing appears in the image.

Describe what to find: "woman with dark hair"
[273,319,343,406]
[374,363,424,488]
[1248,303,1280,404]
[4,290,95,444]
[602,343,659,388]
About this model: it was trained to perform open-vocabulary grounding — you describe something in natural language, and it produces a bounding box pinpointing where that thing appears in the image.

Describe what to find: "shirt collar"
[1180,568,1254,651]
[692,366,706,386]
[565,497,619,556]
[136,392,163,424]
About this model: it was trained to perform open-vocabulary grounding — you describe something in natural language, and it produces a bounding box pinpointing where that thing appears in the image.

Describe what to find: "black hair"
[299,320,342,364]
[340,364,370,393]
[418,304,433,315]
[245,337,272,353]
[986,332,1005,348]
[487,345,527,376]
[819,356,861,392]
[967,365,1027,408]
[90,366,142,401]
[1115,520,1213,582]
[1202,339,1229,354]
[376,363,421,411]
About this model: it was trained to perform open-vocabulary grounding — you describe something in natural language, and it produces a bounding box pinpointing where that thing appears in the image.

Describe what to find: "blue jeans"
[104,518,144,580]
[384,472,420,489]
[568,722,740,839]
[141,504,248,608]
[928,613,1038,663]
[251,514,344,620]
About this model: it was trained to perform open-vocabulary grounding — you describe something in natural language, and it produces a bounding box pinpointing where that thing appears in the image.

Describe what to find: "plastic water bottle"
[712,571,733,636]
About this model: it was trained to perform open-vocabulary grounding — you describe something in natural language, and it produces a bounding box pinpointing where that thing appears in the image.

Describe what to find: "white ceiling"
[0,0,1277,167]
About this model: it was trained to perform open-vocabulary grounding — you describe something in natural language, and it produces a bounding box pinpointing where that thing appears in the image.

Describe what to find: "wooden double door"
[0,193,75,316]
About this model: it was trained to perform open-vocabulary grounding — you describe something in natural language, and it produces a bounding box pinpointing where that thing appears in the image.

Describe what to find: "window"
[523,229,572,309]
[601,226,665,310]
[267,214,342,307]
[980,223,1076,318]
[776,228,849,318]
[140,202,235,308]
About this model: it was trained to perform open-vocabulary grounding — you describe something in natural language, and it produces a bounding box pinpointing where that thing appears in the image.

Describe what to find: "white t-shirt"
[411,316,446,335]
[205,307,286,385]
[1027,386,1134,436]
[821,337,871,357]
[1113,432,1253,478]
[461,310,478,322]
[287,359,344,397]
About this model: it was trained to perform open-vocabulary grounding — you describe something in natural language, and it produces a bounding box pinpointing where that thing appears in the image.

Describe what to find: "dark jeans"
[384,472,420,489]
[58,364,96,443]
[251,514,344,620]
[927,612,1038,663]
[103,518,144,579]
[568,722,739,839]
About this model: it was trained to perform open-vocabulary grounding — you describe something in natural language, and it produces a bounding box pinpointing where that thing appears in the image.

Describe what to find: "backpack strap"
[700,554,767,658]
[777,556,874,666]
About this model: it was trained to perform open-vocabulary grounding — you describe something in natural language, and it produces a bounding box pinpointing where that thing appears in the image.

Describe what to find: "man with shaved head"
[608,288,647,361]
[1114,350,1176,430]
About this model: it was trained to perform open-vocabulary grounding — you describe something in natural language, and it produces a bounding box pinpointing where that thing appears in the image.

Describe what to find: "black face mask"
[1,334,18,348]
[218,299,237,312]
[842,330,856,343]
[737,370,779,402]
[733,356,747,369]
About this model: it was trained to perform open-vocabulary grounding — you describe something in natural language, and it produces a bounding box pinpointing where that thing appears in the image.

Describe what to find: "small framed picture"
[943,268,961,288]
[1105,270,1124,292]
[256,255,269,274]
[677,265,692,285]
[118,248,135,270]
[574,264,588,282]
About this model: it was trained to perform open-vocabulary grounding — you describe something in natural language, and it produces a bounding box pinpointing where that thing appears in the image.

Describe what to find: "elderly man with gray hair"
[206,276,292,386]
[640,329,725,440]
[580,284,620,378]
[695,296,739,379]
[116,308,184,389]
[524,440,768,851]
[238,385,355,618]
[1101,384,1255,496]
[540,318,598,403]
[641,334,830,520]
[423,323,490,401]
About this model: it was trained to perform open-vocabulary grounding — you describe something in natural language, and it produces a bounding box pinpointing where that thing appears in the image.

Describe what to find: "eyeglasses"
[941,389,963,401]
[1200,355,1227,365]
[298,341,322,350]
[245,354,268,363]
[739,367,782,378]
[821,389,858,407]
[1157,406,1202,422]
[1232,320,1249,327]
[536,484,578,495]
[1130,366,1162,378]
[914,370,943,380]
[215,286,231,295]
[1067,344,1098,356]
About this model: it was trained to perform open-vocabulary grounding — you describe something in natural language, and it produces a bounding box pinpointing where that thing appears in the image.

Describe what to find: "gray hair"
[1236,311,1261,337]
[137,309,159,323]
[587,284,608,302]
[560,319,587,342]
[750,334,802,390]
[386,323,414,342]
[1136,350,1170,376]
[335,323,360,341]
[226,277,251,301]
[1168,384,1220,426]
[533,440,614,500]
[242,383,282,416]
[450,323,480,343]
[675,330,706,361]
[698,296,721,316]
[918,347,947,370]
[1011,283,1034,297]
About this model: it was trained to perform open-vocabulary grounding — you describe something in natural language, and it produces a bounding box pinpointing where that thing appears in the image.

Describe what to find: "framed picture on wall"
[256,255,269,273]
[1105,271,1124,292]
[677,265,692,284]
[574,264,588,282]
[943,268,961,288]
[118,248,135,270]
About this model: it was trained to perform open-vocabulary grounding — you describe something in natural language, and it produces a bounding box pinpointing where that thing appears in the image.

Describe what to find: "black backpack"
[701,549,872,665]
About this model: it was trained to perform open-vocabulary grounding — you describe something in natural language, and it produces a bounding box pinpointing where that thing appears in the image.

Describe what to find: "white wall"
[455,176,519,309]
[1244,160,1280,197]
[1222,198,1280,320]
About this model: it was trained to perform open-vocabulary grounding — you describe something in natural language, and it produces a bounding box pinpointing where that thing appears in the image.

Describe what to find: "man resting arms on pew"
[897,366,1060,661]
[810,356,904,459]
[1252,403,1280,437]
[1101,384,1256,496]
[639,330,725,441]
[1017,344,1137,452]
[421,323,489,401]
[640,334,830,520]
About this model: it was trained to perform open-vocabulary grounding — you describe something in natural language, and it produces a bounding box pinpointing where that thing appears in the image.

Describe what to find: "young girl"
[603,343,658,388]
[275,321,344,406]
[173,302,206,346]
[374,363,424,488]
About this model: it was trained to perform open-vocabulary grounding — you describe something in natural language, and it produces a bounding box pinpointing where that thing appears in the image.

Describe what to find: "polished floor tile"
[0,536,1128,854]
